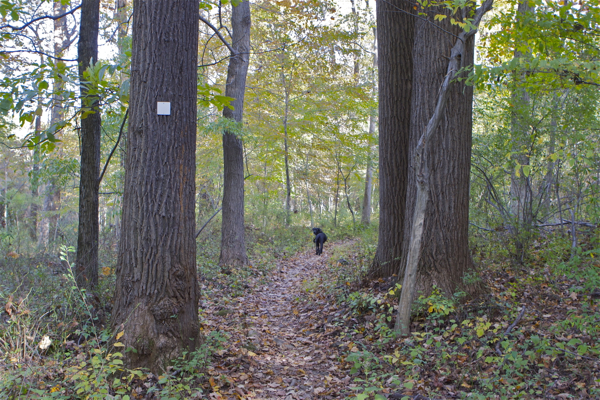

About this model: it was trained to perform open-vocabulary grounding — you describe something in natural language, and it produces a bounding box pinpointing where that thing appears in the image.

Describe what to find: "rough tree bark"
[112,0,200,372]
[396,0,494,334]
[75,0,101,289]
[219,0,251,266]
[368,0,413,279]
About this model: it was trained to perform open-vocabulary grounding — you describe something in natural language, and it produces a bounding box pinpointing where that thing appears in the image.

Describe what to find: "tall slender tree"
[368,0,414,278]
[219,0,251,266]
[509,0,535,263]
[75,0,101,289]
[39,0,72,246]
[361,28,377,227]
[112,0,200,371]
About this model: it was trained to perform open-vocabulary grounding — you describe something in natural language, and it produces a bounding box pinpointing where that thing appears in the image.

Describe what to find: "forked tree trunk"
[75,0,101,289]
[112,0,200,372]
[220,0,251,267]
[368,0,413,279]
[396,0,493,335]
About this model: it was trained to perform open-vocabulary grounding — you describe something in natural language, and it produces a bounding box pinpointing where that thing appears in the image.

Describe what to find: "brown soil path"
[201,248,352,399]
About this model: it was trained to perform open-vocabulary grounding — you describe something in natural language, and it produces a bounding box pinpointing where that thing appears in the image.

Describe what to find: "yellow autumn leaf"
[102,267,112,276]
[113,342,125,347]
[116,331,124,340]
[247,351,257,357]
[50,385,61,393]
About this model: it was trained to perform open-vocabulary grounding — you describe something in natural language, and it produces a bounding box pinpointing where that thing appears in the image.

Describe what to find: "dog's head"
[312,227,323,235]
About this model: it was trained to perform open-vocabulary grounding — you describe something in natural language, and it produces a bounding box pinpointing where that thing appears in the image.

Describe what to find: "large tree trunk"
[219,0,251,267]
[112,0,200,372]
[75,0,101,289]
[395,1,493,334]
[399,6,477,298]
[368,0,413,279]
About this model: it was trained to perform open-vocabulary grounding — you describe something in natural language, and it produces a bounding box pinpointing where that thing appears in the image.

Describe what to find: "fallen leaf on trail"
[7,251,19,259]
[569,292,578,300]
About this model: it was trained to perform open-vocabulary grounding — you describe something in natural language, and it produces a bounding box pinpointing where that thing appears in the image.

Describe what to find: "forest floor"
[200,242,354,399]
[1,229,599,399]
[199,231,600,400]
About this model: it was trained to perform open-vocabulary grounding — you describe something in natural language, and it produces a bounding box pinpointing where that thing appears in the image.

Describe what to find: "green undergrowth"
[0,247,229,399]
[305,229,600,399]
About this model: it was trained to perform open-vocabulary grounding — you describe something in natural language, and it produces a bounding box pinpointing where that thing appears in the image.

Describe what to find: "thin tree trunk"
[115,0,129,172]
[281,70,292,227]
[219,0,251,267]
[368,0,414,279]
[40,0,70,247]
[304,153,314,227]
[555,161,565,236]
[509,0,535,263]
[361,28,377,227]
[30,114,41,241]
[112,0,200,372]
[343,165,357,230]
[334,153,341,227]
[75,0,101,289]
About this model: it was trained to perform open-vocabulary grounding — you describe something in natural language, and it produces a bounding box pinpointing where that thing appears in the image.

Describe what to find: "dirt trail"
[202,248,351,399]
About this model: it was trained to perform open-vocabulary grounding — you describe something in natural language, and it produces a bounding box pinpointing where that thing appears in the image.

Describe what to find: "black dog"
[312,227,327,255]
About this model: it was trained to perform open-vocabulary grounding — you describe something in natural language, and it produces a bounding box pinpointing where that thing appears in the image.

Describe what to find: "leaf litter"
[201,245,353,399]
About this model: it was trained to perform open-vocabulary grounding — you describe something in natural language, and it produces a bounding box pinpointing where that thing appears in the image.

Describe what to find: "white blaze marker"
[157,102,171,115]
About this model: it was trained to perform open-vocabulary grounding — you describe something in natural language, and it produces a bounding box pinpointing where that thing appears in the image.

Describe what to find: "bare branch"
[198,13,235,55]
[0,4,82,31]
[0,49,77,62]
[98,109,128,185]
